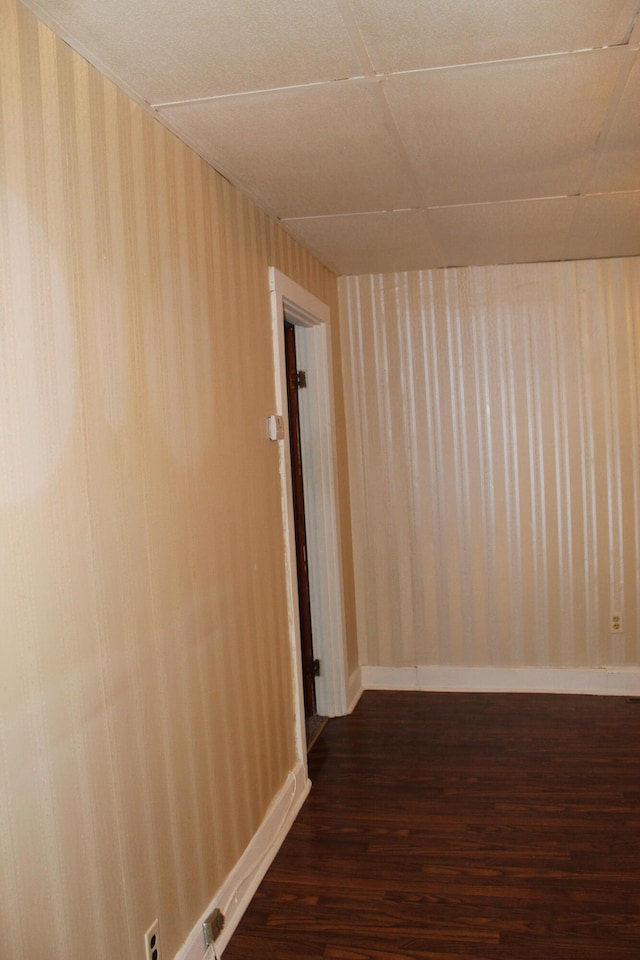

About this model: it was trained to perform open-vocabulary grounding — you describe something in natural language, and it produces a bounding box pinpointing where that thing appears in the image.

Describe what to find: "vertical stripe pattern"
[340,259,640,670]
[0,2,350,958]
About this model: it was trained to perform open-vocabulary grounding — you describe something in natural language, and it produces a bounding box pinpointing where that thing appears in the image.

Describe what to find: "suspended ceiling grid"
[22,0,640,275]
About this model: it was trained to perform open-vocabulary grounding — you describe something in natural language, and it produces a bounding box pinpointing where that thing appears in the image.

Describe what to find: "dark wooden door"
[284,321,316,718]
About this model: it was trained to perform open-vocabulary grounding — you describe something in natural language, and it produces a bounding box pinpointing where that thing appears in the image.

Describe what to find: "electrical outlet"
[144,920,161,960]
[202,908,225,948]
[611,612,624,633]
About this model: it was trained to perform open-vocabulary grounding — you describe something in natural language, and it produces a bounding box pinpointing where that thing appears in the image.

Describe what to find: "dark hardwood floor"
[223,691,640,959]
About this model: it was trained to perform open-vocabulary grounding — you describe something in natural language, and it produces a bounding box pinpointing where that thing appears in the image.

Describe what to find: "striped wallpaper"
[0,1,355,958]
[340,259,640,671]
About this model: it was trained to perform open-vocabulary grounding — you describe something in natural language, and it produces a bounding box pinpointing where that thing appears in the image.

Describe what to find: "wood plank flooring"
[222,691,640,959]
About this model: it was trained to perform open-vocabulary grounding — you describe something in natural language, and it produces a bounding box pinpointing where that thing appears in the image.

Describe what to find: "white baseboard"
[174,761,310,960]
[362,666,419,690]
[347,667,363,713]
[361,665,640,697]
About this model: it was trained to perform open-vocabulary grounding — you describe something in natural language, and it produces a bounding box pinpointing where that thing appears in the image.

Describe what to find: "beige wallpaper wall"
[0,1,355,957]
[340,259,640,670]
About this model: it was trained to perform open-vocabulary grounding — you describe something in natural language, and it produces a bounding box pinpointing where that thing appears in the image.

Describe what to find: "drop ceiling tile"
[350,0,639,73]
[586,54,640,193]
[23,0,362,103]
[385,49,624,207]
[159,80,420,219]
[282,211,444,275]
[564,192,640,260]
[428,197,579,267]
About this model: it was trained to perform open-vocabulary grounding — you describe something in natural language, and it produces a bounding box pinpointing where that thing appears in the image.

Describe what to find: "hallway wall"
[340,259,640,673]
[0,1,356,957]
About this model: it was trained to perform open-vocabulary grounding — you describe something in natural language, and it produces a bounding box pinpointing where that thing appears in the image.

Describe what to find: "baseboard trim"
[347,667,363,714]
[361,666,419,690]
[361,665,640,697]
[174,761,310,960]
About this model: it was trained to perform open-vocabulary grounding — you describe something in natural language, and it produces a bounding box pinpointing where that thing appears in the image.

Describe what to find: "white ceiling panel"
[19,0,640,274]
[282,211,444,275]
[26,0,362,104]
[350,0,639,74]
[385,49,625,207]
[565,192,640,260]
[159,80,420,219]
[586,53,640,193]
[429,197,579,267]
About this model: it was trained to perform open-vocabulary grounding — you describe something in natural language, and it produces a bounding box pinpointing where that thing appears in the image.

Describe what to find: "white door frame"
[269,267,349,761]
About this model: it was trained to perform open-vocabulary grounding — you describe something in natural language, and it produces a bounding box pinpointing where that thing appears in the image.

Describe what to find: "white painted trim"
[347,667,363,713]
[294,325,349,717]
[174,762,310,960]
[361,666,419,690]
[269,267,349,720]
[361,665,640,696]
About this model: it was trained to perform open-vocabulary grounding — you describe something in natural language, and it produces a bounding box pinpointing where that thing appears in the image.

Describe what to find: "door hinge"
[290,369,307,390]
[313,658,321,677]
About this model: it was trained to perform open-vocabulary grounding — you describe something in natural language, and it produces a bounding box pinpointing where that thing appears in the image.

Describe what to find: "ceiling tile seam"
[151,75,367,109]
[426,189,640,212]
[372,80,446,265]
[151,45,629,111]
[584,188,640,198]
[554,196,581,265]
[280,191,640,224]
[370,79,433,207]
[370,44,626,80]
[560,194,593,263]
[424,195,576,213]
[281,208,419,222]
[334,0,376,78]
[575,47,638,197]
[619,0,640,44]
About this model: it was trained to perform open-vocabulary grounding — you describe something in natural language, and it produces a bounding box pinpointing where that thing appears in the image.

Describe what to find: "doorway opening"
[284,319,318,728]
[269,267,349,765]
